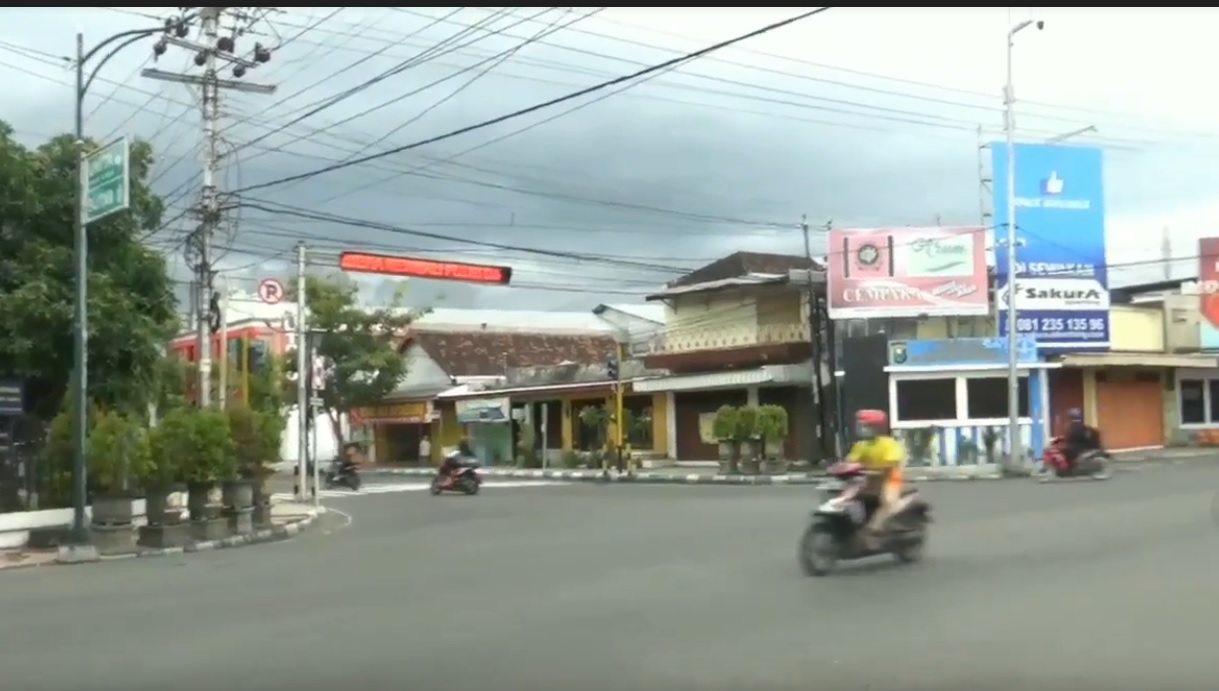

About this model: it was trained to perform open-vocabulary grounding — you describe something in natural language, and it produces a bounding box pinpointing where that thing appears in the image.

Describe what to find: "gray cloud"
[7,7,1219,311]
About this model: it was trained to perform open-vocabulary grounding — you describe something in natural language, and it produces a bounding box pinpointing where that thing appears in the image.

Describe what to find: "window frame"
[1175,369,1219,427]
[889,371,1035,426]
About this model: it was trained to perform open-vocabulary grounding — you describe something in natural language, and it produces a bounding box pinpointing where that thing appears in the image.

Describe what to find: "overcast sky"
[4,7,1218,312]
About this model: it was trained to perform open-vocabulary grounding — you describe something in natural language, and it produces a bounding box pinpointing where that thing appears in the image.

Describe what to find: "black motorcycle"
[323,459,362,491]
[430,453,481,496]
[798,462,931,577]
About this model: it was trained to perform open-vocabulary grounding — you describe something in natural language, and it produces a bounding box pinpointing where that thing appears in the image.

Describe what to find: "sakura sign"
[826,227,989,320]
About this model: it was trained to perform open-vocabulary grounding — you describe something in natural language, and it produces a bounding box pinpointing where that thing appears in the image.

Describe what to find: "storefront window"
[965,377,1029,419]
[895,379,956,422]
[1179,379,1207,424]
[624,397,653,450]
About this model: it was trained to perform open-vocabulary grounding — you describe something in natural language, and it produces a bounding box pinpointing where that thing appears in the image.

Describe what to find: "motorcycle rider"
[1061,408,1102,471]
[845,409,905,550]
[438,439,476,480]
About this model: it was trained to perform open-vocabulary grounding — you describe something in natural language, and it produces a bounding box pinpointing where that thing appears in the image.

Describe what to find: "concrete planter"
[223,479,255,536]
[90,494,137,556]
[187,481,223,521]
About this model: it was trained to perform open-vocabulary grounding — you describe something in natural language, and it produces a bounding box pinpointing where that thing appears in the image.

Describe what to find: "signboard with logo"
[991,143,1109,350]
[888,337,1038,368]
[1198,237,1219,350]
[455,397,510,424]
[826,226,989,319]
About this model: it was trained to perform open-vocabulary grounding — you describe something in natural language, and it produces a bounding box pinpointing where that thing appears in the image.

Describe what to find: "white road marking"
[272,480,569,501]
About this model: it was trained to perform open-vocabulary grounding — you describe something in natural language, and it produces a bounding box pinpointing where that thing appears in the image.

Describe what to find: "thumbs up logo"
[1041,171,1065,196]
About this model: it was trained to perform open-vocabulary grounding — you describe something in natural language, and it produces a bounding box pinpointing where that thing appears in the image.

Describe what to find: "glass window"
[1207,381,1219,423]
[1180,379,1206,424]
[965,377,1030,419]
[895,378,956,421]
[624,397,654,450]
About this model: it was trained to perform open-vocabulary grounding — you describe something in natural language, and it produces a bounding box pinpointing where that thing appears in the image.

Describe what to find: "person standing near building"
[418,435,432,465]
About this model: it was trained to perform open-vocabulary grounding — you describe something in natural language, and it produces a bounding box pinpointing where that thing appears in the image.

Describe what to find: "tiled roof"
[405,330,617,378]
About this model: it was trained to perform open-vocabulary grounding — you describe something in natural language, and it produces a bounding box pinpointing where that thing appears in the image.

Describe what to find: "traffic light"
[606,357,619,381]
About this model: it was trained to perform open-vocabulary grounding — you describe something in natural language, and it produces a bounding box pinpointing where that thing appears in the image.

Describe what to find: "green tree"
[0,122,178,418]
[292,275,426,446]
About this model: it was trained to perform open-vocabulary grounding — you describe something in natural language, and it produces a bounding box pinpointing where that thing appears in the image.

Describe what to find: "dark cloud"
[9,7,1219,310]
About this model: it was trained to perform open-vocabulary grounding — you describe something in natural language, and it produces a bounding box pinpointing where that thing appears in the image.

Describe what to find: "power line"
[232,8,834,195]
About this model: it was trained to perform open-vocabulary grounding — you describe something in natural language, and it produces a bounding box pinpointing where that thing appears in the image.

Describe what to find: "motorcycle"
[430,453,482,496]
[324,459,362,491]
[1038,438,1111,481]
[798,462,931,577]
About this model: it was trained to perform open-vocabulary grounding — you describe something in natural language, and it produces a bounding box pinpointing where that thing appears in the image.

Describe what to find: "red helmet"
[856,409,888,427]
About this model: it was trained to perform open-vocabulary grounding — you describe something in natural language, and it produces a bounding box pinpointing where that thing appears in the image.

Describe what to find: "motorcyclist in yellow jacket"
[845,409,905,549]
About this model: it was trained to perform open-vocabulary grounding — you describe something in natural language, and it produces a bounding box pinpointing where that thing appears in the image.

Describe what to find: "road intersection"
[4,461,1219,690]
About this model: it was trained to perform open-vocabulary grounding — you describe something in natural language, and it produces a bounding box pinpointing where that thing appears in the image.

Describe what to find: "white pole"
[295,243,309,501]
[1004,19,1038,472]
[217,276,228,410]
[541,402,549,470]
[311,347,322,508]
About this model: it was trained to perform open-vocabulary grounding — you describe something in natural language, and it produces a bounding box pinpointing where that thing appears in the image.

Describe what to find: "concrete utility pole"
[295,243,310,502]
[142,7,276,408]
[1002,18,1043,472]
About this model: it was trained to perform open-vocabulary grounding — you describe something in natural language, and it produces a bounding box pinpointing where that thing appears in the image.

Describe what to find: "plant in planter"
[711,405,741,474]
[736,406,761,474]
[142,410,193,549]
[86,411,152,555]
[161,408,237,541]
[226,405,278,534]
[755,405,790,473]
[578,404,610,451]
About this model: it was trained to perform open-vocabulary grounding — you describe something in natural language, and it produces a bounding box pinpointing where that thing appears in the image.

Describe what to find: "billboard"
[991,143,1109,350]
[826,226,989,319]
[1199,238,1219,350]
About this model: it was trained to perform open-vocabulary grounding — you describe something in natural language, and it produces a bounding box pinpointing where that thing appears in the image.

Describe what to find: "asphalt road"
[3,463,1219,690]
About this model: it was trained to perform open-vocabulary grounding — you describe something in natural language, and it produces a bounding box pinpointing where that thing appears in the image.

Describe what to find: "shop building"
[634,251,822,461]
[361,311,621,466]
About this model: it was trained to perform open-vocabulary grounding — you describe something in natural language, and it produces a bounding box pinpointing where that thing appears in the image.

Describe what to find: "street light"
[63,24,171,557]
[1002,18,1043,474]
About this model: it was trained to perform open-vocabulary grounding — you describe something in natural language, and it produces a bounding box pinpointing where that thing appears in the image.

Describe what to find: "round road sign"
[258,278,285,304]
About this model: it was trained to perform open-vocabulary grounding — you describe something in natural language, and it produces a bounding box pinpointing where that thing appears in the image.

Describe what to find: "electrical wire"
[231,8,835,195]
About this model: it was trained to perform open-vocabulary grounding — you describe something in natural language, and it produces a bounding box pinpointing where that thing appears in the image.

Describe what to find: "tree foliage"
[0,121,178,418]
[292,275,426,444]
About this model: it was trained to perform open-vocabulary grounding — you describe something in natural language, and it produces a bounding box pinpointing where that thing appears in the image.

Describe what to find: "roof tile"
[405,330,617,377]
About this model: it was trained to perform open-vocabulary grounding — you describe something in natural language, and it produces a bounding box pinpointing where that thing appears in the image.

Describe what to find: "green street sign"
[84,137,130,224]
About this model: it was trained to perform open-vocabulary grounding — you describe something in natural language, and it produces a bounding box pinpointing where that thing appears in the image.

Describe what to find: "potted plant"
[736,406,761,474]
[756,405,789,474]
[711,405,740,474]
[144,413,188,528]
[169,409,237,539]
[87,411,151,530]
[226,405,276,533]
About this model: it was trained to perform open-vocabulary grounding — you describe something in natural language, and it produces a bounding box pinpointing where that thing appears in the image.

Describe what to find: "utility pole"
[801,216,838,462]
[1003,19,1042,473]
[217,275,229,410]
[295,243,310,502]
[142,7,276,408]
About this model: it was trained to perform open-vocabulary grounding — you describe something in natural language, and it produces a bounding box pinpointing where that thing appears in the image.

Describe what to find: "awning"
[633,364,812,393]
[885,362,1061,374]
[1059,352,1219,368]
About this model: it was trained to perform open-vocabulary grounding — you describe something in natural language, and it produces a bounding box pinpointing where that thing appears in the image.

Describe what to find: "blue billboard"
[991,143,1109,351]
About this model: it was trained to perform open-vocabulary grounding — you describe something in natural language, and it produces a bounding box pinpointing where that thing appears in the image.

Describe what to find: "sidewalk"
[0,497,320,571]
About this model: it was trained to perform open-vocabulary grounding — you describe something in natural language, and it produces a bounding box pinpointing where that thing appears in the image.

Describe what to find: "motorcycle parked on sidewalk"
[1037,439,1111,481]
[430,453,482,496]
[798,462,931,577]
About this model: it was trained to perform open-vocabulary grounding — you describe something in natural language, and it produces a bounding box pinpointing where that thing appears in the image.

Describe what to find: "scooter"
[798,462,931,577]
[430,453,482,496]
[324,459,362,491]
[1038,438,1111,481]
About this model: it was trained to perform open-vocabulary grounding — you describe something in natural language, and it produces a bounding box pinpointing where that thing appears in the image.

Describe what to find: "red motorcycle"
[1039,438,1111,481]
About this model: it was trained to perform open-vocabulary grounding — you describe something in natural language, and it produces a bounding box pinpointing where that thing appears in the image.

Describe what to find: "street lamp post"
[64,25,166,553]
[1003,18,1042,474]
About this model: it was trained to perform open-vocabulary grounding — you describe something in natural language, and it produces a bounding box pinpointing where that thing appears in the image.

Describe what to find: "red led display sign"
[339,252,512,285]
